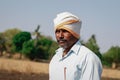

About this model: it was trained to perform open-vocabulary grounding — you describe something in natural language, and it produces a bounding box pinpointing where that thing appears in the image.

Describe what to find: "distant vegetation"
[0,25,120,68]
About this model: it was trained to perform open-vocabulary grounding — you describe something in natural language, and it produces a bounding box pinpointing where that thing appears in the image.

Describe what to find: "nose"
[56,30,64,39]
[59,30,64,37]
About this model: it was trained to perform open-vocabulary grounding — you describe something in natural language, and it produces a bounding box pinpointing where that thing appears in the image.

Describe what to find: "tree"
[2,28,21,57]
[21,25,57,60]
[48,40,58,59]
[85,35,102,60]
[22,40,36,60]
[12,31,31,59]
[103,46,120,66]
[22,36,58,60]
[0,33,6,56]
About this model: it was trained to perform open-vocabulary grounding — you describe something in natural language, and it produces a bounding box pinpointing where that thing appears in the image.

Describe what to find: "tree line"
[0,26,120,68]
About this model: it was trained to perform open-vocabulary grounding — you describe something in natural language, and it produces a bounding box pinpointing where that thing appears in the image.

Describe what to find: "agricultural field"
[0,58,120,80]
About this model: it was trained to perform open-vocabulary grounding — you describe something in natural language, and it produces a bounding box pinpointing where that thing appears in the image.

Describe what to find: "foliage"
[21,25,58,60]
[0,33,6,56]
[3,28,21,53]
[22,40,36,60]
[4,27,120,65]
[48,40,58,59]
[103,46,120,64]
[85,35,102,60]
[13,31,31,52]
[22,36,58,60]
[12,31,31,58]
[36,36,57,59]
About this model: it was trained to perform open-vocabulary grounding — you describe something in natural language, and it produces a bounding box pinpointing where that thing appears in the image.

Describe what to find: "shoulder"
[51,47,63,59]
[78,45,102,70]
[80,45,97,57]
[79,45,102,64]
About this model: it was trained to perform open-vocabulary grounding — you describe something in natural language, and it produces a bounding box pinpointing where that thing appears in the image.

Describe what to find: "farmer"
[49,12,102,80]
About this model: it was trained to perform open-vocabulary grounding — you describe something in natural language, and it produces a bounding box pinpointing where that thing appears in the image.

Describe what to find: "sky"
[0,0,120,53]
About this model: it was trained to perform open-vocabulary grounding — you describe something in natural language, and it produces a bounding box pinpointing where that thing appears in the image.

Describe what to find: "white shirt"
[49,40,102,80]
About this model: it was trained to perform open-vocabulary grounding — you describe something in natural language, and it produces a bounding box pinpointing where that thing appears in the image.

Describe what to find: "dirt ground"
[0,70,120,80]
[0,58,120,80]
[0,70,49,80]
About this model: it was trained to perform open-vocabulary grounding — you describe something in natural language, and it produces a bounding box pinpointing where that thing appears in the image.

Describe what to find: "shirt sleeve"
[80,53,102,80]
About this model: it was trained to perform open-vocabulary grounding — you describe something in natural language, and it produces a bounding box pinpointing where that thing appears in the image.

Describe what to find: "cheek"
[64,33,73,40]
[55,33,59,38]
[55,33,57,36]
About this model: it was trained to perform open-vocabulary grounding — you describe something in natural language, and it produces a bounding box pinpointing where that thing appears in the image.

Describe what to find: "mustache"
[57,39,67,42]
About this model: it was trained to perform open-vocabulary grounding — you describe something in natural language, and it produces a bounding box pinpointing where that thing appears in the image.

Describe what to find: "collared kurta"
[49,41,102,80]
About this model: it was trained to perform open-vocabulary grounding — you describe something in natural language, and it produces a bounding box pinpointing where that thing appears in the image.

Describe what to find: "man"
[49,12,102,80]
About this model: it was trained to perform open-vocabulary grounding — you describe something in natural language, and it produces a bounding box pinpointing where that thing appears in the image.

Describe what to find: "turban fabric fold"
[54,12,82,39]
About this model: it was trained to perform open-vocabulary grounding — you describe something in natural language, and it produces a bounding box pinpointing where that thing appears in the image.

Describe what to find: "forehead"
[55,28,74,36]
[56,28,68,31]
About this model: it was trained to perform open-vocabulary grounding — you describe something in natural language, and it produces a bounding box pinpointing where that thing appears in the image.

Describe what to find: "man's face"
[55,29,78,49]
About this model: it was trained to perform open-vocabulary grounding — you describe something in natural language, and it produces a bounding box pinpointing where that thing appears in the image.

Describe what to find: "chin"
[59,45,67,49]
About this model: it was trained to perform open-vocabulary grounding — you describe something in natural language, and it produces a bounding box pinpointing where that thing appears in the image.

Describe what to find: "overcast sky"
[0,0,120,53]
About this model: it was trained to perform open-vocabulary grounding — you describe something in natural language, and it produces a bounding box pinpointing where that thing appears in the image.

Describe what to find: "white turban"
[54,12,82,39]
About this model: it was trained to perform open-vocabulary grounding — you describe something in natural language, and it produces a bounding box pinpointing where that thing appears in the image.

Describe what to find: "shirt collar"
[70,40,81,55]
[56,40,81,60]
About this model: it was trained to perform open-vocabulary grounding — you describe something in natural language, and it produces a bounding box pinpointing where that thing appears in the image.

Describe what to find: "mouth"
[58,40,65,44]
[57,40,67,45]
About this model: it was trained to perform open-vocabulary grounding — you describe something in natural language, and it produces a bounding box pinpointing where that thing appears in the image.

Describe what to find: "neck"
[62,39,78,57]
[62,46,72,57]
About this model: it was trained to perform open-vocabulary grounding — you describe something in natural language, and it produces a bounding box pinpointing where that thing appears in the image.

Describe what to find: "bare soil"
[0,70,48,80]
[0,70,120,80]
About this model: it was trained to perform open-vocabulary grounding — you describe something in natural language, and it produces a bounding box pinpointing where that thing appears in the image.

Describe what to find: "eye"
[55,30,60,33]
[62,29,68,33]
